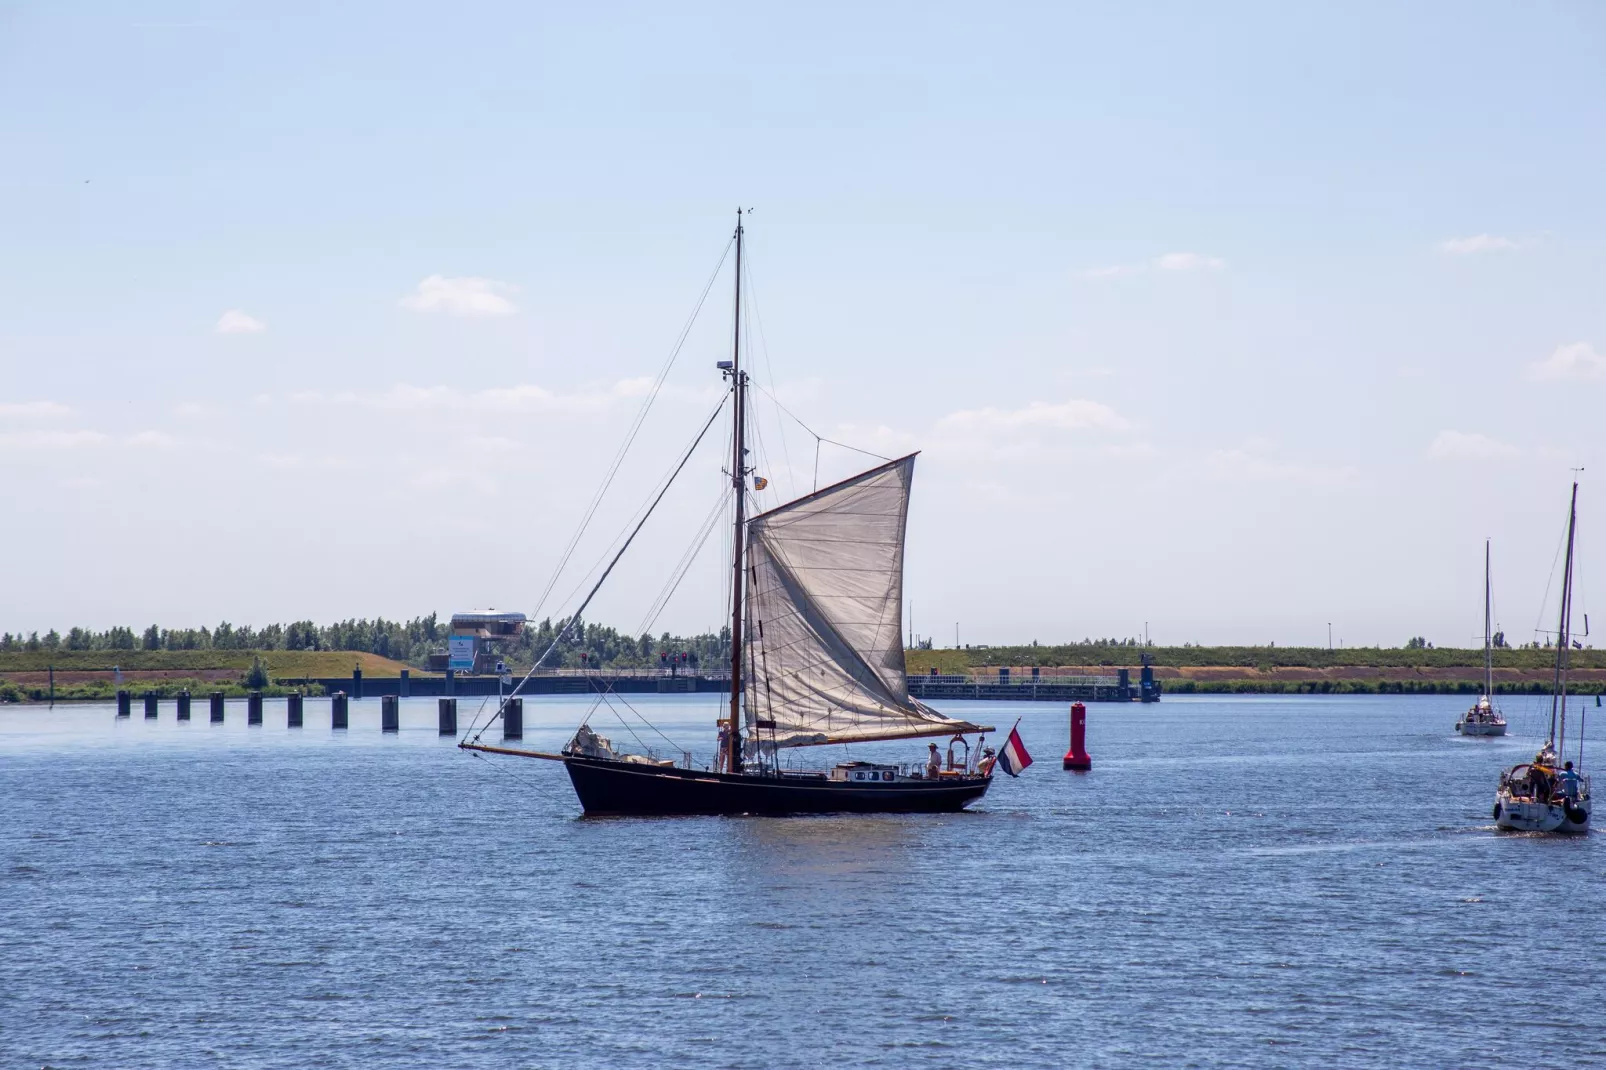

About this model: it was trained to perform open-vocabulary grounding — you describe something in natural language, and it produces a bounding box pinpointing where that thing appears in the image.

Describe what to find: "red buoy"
[1063,701,1091,770]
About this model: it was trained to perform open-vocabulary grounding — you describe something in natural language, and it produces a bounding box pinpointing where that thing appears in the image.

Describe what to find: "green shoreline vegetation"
[3,622,1600,703]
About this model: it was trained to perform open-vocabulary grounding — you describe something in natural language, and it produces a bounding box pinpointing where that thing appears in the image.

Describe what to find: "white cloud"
[1183,439,1355,486]
[1439,234,1518,256]
[1530,342,1606,381]
[216,309,266,334]
[939,398,1133,434]
[1078,264,1142,280]
[289,383,555,411]
[127,430,181,449]
[0,401,74,420]
[0,429,111,451]
[400,275,518,316]
[282,379,684,414]
[172,402,221,419]
[1428,430,1520,461]
[1154,252,1226,271]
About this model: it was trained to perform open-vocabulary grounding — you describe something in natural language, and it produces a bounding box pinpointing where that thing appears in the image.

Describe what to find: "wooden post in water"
[381,694,399,732]
[247,691,263,724]
[116,690,131,717]
[400,669,410,698]
[210,691,225,722]
[48,665,54,707]
[176,690,191,720]
[352,666,364,701]
[438,697,457,735]
[331,691,348,729]
[503,697,523,740]
[287,691,303,727]
[144,691,158,718]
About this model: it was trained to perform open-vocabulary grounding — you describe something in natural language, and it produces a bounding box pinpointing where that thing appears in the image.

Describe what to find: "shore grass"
[0,651,417,676]
[906,644,1606,673]
[0,679,327,704]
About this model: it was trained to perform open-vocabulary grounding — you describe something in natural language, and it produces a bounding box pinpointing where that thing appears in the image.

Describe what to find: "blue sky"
[2,1,1604,647]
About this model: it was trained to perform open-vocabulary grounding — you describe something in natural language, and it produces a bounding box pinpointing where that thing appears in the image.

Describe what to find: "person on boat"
[716,723,729,772]
[1560,761,1582,801]
[926,742,942,778]
[1530,765,1552,802]
[976,746,997,777]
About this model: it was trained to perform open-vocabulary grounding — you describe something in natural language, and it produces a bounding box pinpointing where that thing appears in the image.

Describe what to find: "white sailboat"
[1456,539,1507,736]
[1494,482,1592,833]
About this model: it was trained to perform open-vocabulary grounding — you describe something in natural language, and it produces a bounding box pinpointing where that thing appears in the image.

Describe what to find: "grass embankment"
[905,645,1606,695]
[0,651,419,703]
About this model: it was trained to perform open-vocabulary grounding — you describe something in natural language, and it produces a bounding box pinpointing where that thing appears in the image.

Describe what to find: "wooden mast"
[1484,539,1492,700]
[725,209,748,774]
[1549,481,1578,751]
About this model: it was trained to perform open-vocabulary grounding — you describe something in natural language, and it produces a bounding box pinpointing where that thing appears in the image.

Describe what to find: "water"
[4,693,1605,1068]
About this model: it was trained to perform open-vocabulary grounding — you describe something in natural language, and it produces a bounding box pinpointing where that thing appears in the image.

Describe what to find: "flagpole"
[996,717,1024,777]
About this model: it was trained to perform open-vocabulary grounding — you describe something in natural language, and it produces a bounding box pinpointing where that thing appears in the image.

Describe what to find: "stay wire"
[636,484,732,637]
[461,395,730,745]
[552,391,733,622]
[741,240,796,498]
[751,380,891,464]
[530,236,734,623]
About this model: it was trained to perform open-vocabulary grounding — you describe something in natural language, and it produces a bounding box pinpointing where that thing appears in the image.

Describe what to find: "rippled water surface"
[4,693,1605,1068]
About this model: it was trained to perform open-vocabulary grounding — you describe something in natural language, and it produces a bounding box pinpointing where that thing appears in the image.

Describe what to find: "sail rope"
[551,396,730,621]
[634,483,732,637]
[528,236,733,624]
[749,381,890,493]
[460,395,730,746]
[740,241,796,500]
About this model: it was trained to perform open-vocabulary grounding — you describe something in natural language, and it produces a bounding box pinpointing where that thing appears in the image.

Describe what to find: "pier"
[281,664,1162,702]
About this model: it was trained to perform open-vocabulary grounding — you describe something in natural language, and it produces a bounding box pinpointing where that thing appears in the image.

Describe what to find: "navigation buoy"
[1063,702,1091,771]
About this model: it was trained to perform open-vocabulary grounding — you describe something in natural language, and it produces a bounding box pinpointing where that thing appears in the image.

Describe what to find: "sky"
[2,1,1604,649]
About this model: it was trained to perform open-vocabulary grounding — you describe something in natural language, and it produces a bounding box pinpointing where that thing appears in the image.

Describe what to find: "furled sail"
[743,454,991,747]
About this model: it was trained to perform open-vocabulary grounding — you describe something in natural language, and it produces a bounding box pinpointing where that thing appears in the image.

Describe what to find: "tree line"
[0,615,732,671]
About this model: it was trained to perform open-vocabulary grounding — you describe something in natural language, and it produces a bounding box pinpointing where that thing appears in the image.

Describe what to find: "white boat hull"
[1457,720,1507,736]
[1494,791,1591,833]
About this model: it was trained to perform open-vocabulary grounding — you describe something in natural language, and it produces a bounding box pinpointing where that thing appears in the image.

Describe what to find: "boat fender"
[1565,805,1588,825]
[1492,802,1501,820]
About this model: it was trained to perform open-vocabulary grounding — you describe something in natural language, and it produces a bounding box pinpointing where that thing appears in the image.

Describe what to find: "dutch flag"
[997,723,1033,777]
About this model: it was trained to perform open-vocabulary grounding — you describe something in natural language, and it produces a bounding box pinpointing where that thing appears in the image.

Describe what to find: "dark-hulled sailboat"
[461,211,996,815]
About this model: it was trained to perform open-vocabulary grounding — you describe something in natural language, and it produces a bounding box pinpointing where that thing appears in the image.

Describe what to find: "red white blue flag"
[998,724,1032,777]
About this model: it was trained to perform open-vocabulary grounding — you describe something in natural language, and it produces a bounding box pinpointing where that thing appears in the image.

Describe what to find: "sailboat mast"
[1549,481,1579,748]
[725,209,748,775]
[1484,539,1492,699]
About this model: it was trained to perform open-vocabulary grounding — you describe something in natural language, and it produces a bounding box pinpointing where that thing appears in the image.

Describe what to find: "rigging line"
[635,489,726,634]
[604,687,687,754]
[1533,507,1571,642]
[750,380,891,462]
[553,392,733,617]
[590,685,653,755]
[463,396,731,746]
[468,749,564,801]
[741,240,796,497]
[637,485,733,636]
[530,236,734,622]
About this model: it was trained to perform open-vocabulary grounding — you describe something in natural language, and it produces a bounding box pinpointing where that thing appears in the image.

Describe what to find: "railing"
[911,673,1122,688]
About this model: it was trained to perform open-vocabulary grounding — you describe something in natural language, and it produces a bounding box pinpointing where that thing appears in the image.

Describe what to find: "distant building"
[428,610,526,674]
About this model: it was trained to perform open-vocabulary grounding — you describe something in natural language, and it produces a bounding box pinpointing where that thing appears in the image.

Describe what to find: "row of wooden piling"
[114,691,524,737]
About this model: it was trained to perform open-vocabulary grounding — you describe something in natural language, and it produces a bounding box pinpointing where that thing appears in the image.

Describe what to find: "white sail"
[743,454,990,747]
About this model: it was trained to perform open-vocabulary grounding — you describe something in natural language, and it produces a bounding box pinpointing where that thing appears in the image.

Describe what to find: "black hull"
[563,756,991,816]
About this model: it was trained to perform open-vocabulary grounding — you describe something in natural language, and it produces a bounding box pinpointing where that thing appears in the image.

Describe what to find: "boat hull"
[1494,791,1591,833]
[563,756,991,816]
[1456,721,1507,736]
